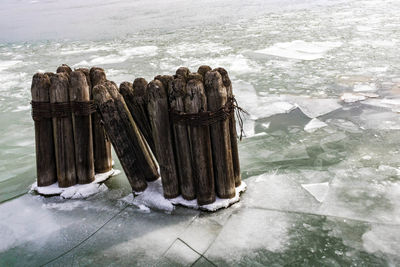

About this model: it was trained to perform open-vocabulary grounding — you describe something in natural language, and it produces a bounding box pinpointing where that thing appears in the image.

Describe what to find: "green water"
[0,0,400,265]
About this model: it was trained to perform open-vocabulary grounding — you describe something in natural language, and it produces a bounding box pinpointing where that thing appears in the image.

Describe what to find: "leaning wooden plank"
[169,76,196,200]
[204,70,235,199]
[31,73,57,186]
[119,78,156,155]
[215,67,241,186]
[105,81,159,182]
[49,72,77,187]
[69,70,95,184]
[93,84,147,192]
[89,67,113,173]
[185,77,216,205]
[146,80,180,198]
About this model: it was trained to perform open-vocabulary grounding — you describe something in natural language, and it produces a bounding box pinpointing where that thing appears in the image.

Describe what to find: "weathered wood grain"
[215,67,241,186]
[185,77,216,205]
[146,80,180,198]
[56,64,72,76]
[89,67,112,173]
[93,84,148,192]
[49,72,77,187]
[105,81,159,182]
[119,78,156,156]
[204,70,235,199]
[69,70,95,184]
[31,73,57,186]
[169,76,196,200]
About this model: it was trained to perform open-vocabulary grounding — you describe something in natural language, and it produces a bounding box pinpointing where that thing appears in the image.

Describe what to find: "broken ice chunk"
[304,118,328,133]
[301,182,330,202]
[340,93,367,103]
[254,40,342,61]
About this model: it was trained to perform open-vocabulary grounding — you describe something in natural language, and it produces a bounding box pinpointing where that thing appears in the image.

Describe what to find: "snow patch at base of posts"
[31,169,120,199]
[120,178,247,212]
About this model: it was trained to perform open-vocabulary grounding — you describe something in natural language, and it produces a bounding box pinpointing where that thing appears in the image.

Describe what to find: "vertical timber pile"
[90,67,113,173]
[185,76,216,205]
[215,68,241,186]
[93,84,147,192]
[147,80,180,198]
[31,73,57,186]
[119,78,156,155]
[49,72,77,187]
[169,69,196,200]
[105,81,159,182]
[204,70,235,198]
[69,71,95,184]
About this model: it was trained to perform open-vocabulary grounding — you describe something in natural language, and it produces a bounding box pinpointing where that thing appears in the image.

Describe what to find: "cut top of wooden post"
[204,70,228,110]
[56,64,72,76]
[50,72,70,103]
[31,73,51,102]
[69,71,90,102]
[197,65,212,80]
[89,67,107,88]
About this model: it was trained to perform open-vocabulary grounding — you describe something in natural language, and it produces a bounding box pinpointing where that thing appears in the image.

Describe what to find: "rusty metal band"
[31,100,97,121]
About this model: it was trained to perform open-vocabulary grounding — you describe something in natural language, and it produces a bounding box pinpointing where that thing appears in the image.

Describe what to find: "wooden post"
[215,68,241,186]
[185,77,216,205]
[119,78,156,155]
[169,76,196,200]
[56,64,72,76]
[146,80,180,198]
[31,73,57,186]
[204,70,235,199]
[89,67,113,173]
[75,68,91,89]
[93,84,147,192]
[104,81,159,182]
[49,72,77,187]
[197,65,212,80]
[69,71,95,184]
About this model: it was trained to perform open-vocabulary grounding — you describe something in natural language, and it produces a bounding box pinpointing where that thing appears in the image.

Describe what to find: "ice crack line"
[41,203,129,266]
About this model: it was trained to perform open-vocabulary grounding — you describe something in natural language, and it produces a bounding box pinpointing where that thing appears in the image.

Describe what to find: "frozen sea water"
[1,0,400,265]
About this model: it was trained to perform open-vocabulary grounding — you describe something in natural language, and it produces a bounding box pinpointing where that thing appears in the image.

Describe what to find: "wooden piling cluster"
[31,65,112,188]
[116,66,242,205]
[32,64,242,207]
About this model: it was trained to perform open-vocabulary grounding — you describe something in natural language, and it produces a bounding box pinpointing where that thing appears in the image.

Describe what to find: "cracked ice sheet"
[0,193,122,266]
[243,169,400,224]
[234,80,341,137]
[48,206,199,266]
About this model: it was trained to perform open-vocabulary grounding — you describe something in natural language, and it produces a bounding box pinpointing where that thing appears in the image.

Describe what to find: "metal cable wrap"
[31,100,97,121]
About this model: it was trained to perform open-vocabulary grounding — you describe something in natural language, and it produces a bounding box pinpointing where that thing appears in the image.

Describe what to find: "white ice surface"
[31,169,120,199]
[301,182,329,203]
[340,92,367,103]
[290,97,342,118]
[255,40,342,60]
[304,118,328,133]
[120,178,246,212]
[363,98,400,113]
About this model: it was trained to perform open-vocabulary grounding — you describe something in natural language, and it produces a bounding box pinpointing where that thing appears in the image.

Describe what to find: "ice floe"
[301,182,330,203]
[363,98,400,113]
[120,178,246,212]
[255,40,342,60]
[31,169,120,199]
[304,118,328,133]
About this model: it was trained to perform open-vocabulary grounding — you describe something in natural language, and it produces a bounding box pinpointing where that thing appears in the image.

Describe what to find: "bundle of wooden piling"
[32,64,243,207]
[116,66,242,205]
[31,65,113,188]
